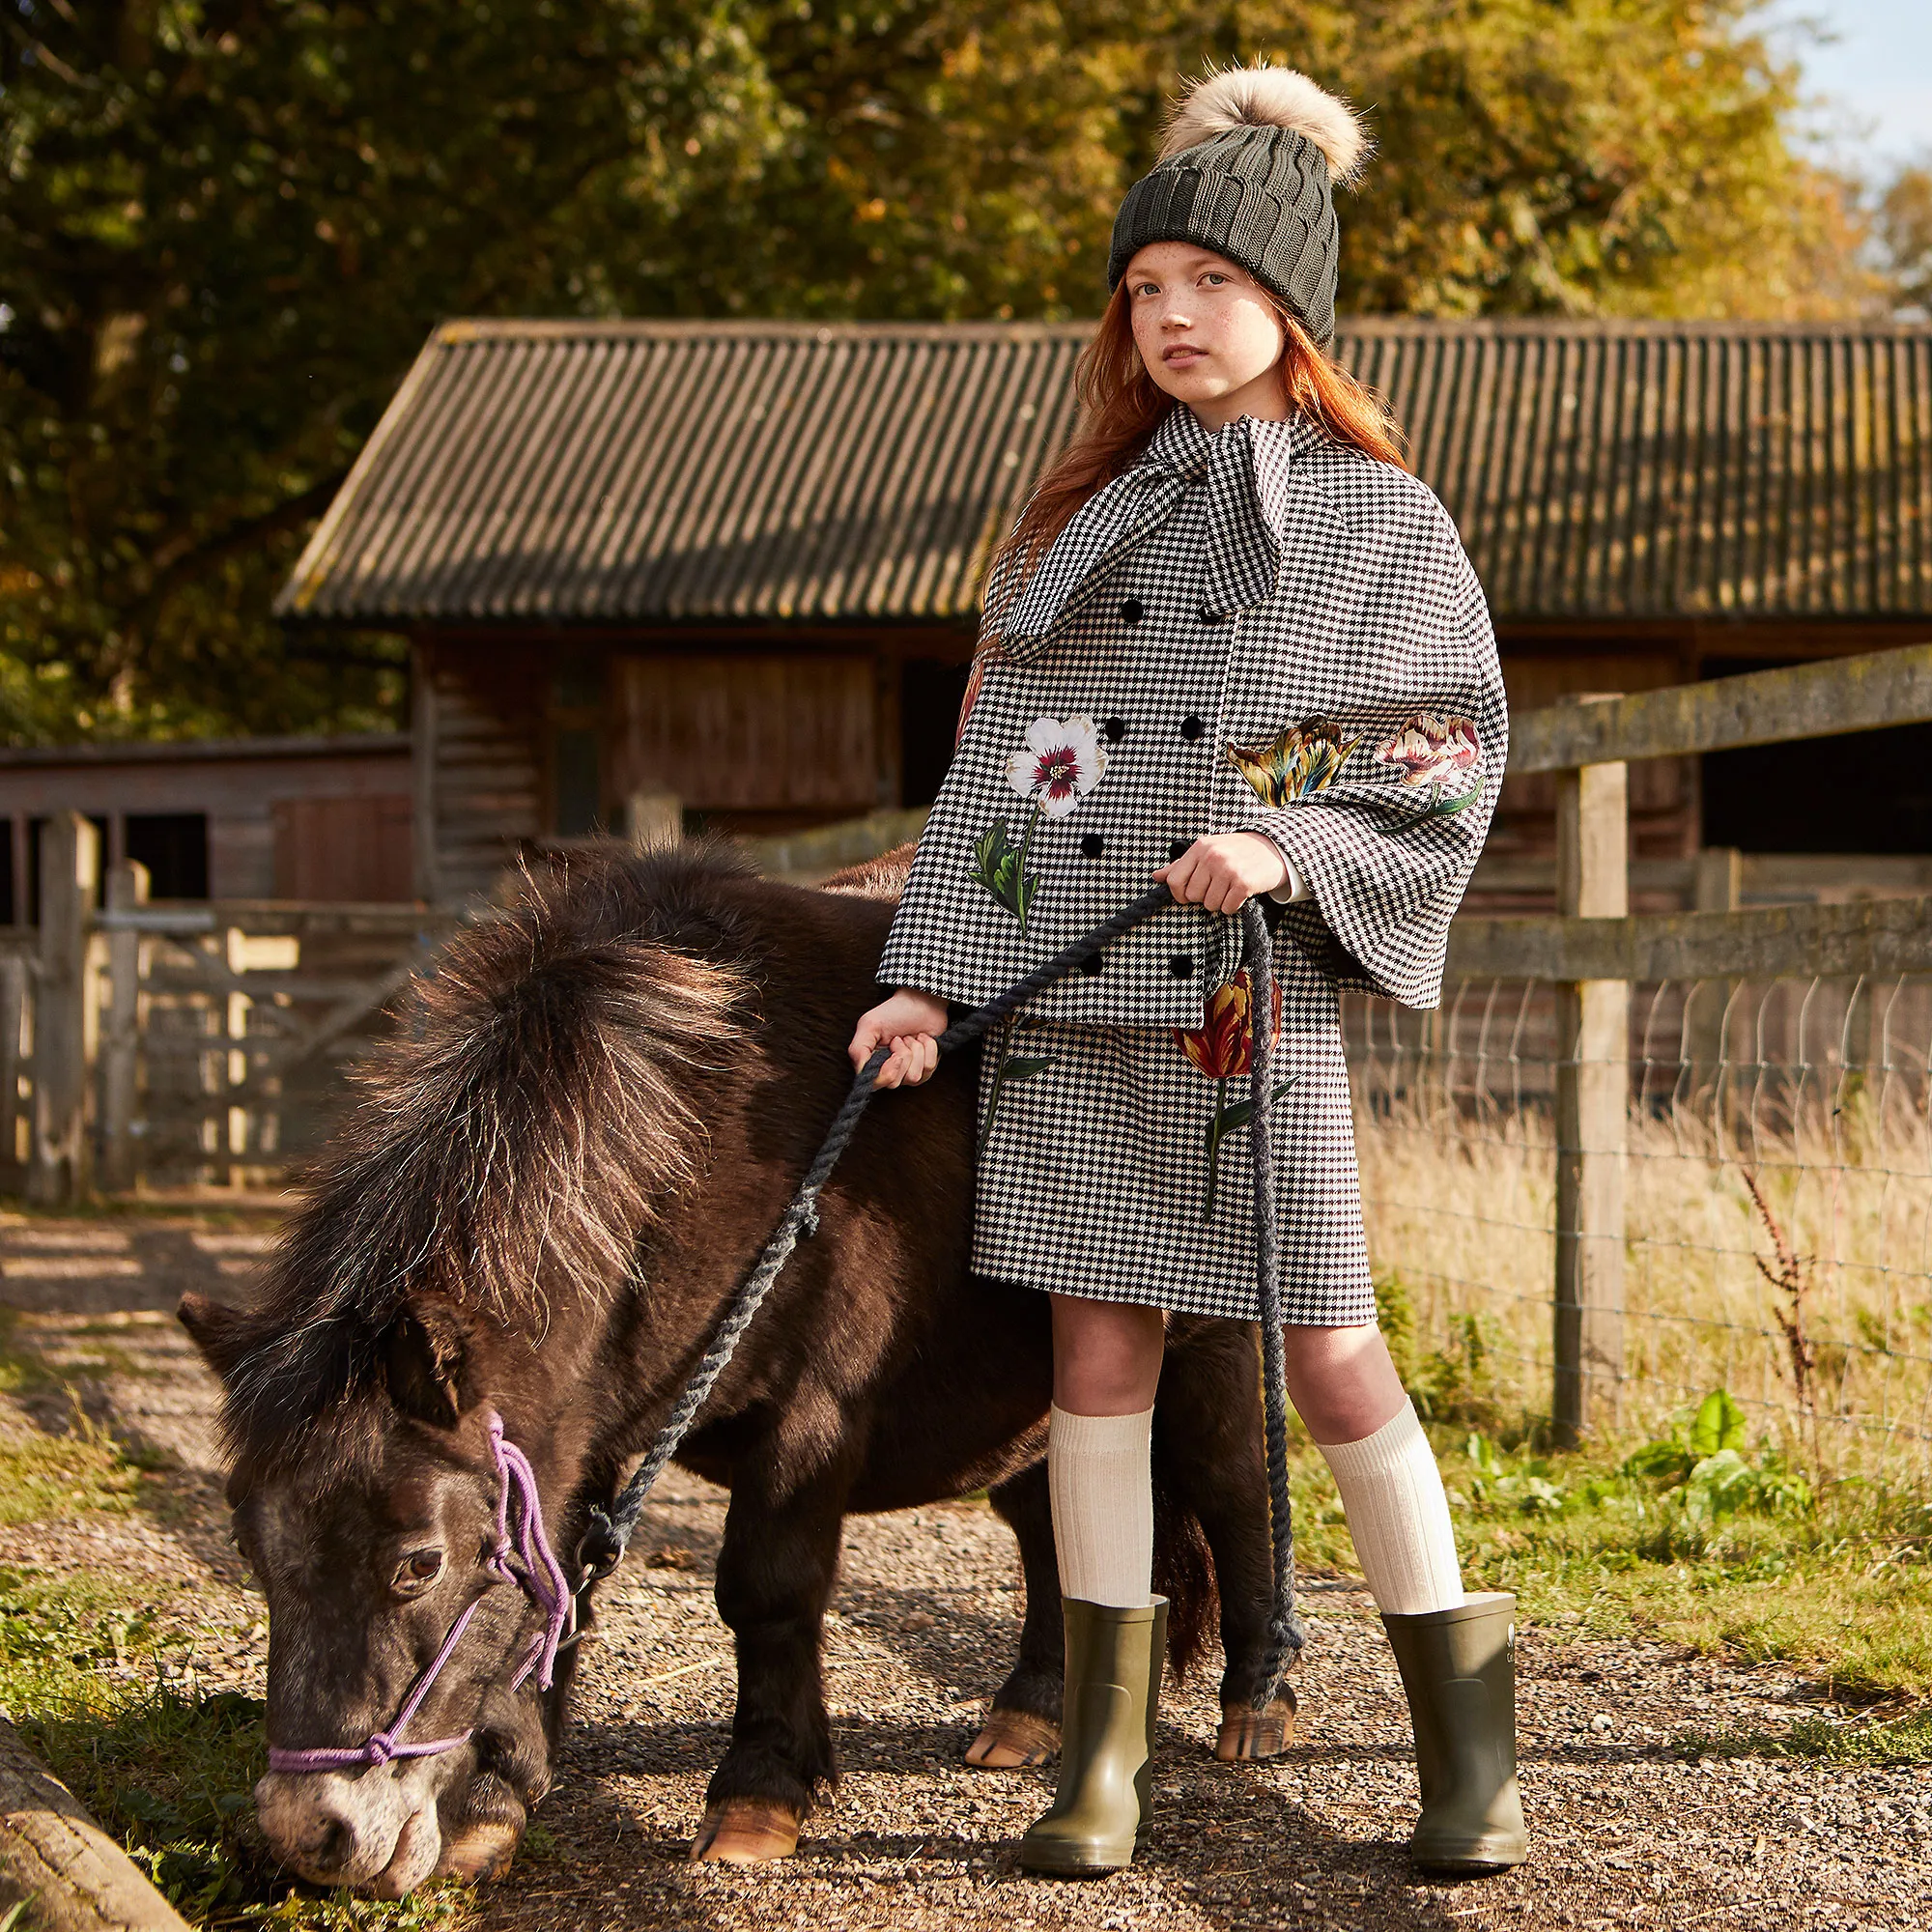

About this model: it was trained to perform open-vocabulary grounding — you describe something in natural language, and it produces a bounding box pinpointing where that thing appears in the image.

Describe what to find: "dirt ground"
[3,1210,1929,1932]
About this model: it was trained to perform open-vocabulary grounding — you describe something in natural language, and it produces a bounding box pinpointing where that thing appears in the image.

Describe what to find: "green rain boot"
[1019,1597,1165,1876]
[1381,1591,1528,1873]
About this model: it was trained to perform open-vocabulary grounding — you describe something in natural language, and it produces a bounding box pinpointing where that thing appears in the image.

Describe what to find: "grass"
[1278,1281,1932,1750]
[0,1321,470,1931]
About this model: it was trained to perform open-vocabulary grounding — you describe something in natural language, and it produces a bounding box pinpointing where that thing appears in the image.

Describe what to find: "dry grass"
[1352,1081,1932,1477]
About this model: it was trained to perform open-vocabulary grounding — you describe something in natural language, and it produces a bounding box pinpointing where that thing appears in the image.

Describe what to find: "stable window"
[126,812,210,899]
[549,663,605,836]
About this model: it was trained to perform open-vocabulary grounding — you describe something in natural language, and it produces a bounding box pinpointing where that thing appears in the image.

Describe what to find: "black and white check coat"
[878,403,1506,1321]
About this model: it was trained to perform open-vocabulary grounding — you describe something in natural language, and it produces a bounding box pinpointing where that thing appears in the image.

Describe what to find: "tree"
[1878,162,1932,316]
[0,0,781,740]
[0,0,1888,743]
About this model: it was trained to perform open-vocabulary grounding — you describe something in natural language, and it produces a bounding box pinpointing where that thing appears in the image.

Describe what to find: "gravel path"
[4,1211,1929,1931]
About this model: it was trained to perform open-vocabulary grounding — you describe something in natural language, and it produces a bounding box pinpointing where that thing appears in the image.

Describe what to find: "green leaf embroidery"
[1398,784,1480,829]
[1208,1079,1299,1154]
[966,811,1043,927]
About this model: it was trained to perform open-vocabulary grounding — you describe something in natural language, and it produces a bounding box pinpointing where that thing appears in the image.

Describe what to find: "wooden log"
[1512,639,1932,773]
[1552,753,1628,1448]
[1446,895,1932,982]
[100,861,150,1193]
[28,813,99,1207]
[0,1713,191,1931]
[737,806,931,883]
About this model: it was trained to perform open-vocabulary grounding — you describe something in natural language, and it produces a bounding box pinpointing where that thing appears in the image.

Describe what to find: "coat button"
[1080,951,1105,978]
[1179,715,1206,742]
[1168,955,1195,979]
[1080,833,1105,859]
[1199,606,1224,626]
[1102,716,1127,744]
[1120,597,1145,626]
[1167,837,1191,863]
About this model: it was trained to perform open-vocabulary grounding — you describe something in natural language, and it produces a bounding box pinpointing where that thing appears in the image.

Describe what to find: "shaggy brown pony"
[181,842,1287,1893]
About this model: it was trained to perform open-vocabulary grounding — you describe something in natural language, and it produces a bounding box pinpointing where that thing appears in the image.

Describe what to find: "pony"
[180,843,1289,1894]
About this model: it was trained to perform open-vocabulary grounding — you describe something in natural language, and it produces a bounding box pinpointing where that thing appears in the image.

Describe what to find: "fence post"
[1552,749,1629,1447]
[99,859,150,1193]
[28,812,99,1206]
[1686,846,1742,1110]
[0,952,23,1191]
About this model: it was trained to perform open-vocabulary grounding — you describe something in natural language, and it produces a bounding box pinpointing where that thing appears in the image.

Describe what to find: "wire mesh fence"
[1344,973,1932,1473]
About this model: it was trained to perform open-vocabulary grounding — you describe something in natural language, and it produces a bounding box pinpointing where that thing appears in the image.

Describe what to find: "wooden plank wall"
[428,651,543,903]
[610,654,877,824]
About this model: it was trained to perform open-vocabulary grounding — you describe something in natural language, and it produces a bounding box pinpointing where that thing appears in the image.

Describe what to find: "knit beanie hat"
[1107,65,1370,349]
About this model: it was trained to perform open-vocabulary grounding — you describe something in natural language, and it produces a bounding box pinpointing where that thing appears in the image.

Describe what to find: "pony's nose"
[254,1771,407,1888]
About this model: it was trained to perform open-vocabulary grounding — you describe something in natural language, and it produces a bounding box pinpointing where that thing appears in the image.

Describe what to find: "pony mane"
[217,841,758,1464]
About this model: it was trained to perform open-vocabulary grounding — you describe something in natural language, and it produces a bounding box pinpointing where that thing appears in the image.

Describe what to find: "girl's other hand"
[848,988,950,1088]
[1155,832,1288,914]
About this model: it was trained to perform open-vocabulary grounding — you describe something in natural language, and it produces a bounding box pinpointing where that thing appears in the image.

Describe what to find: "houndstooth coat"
[877,403,1506,1321]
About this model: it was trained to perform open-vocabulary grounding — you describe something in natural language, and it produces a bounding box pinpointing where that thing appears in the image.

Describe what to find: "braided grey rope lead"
[580,886,1301,1711]
[1241,898,1305,1710]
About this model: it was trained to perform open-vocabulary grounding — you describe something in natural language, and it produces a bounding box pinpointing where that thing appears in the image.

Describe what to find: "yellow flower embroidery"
[1224,718,1361,808]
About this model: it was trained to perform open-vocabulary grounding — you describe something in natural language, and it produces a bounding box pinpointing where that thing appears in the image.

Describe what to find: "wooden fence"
[5,817,457,1197]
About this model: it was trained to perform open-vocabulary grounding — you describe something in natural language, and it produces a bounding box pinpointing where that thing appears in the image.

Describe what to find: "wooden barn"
[0,733,413,919]
[277,318,1932,908]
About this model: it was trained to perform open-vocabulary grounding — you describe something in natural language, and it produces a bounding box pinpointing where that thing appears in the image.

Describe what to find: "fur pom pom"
[1159,64,1370,185]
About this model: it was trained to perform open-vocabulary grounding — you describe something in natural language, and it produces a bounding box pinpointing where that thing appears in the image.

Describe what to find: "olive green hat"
[1108,64,1371,349]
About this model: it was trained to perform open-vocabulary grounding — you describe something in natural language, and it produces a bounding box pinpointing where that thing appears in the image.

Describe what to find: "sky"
[1776,0,1932,171]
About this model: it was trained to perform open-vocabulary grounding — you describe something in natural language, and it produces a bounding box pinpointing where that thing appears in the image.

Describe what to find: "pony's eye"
[392,1548,444,1596]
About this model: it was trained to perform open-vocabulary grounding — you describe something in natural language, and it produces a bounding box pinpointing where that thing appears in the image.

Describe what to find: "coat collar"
[1001,406,1311,648]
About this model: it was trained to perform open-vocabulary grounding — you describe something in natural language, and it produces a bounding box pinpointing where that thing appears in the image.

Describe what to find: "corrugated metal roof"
[280,318,1932,626]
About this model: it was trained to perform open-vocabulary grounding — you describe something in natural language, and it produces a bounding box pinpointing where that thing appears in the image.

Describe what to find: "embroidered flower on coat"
[967,715,1109,931]
[1375,712,1481,824]
[1224,718,1361,808]
[1173,970,1295,1223]
[1005,715,1107,817]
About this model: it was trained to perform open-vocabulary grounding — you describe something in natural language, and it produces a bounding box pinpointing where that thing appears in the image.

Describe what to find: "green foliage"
[1620,1391,1814,1523]
[1878,164,1932,317]
[0,0,1897,741]
[1683,1707,1932,1765]
[1376,1273,1508,1433]
[2,1563,471,1928]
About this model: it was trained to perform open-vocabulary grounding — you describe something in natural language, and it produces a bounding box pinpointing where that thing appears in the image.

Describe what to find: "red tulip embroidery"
[1376,713,1480,824]
[967,715,1108,930]
[1174,970,1296,1223]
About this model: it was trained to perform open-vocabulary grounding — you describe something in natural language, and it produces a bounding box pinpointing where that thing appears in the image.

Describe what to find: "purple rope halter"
[267,1411,573,1775]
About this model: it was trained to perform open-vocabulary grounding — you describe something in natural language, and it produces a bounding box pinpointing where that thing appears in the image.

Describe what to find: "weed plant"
[1351,1075,1932,1476]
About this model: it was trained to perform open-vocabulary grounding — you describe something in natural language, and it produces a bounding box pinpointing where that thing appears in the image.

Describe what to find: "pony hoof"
[689,1799,802,1863]
[1215,1694,1297,1762]
[965,1707,1060,1769]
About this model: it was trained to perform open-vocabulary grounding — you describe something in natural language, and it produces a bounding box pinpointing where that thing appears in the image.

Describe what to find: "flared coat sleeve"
[1229,476,1506,1012]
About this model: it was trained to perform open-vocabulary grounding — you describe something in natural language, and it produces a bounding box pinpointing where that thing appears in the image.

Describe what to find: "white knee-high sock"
[1047,1405,1154,1608]
[1318,1402,1463,1615]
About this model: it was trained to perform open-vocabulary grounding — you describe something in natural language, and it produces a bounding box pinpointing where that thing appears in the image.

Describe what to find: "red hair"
[983,285,1406,626]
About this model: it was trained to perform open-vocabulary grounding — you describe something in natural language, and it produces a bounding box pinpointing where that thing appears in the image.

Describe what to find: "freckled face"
[1124,242,1289,428]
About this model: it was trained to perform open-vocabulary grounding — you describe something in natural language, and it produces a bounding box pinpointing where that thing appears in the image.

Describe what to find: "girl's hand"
[1155,833,1288,914]
[849,988,950,1089]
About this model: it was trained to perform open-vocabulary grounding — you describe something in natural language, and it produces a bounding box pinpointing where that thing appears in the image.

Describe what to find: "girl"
[848,64,1524,1879]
